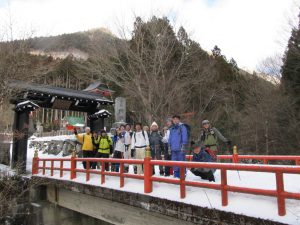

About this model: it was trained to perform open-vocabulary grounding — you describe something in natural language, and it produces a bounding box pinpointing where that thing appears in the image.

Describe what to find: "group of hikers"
[74,115,231,182]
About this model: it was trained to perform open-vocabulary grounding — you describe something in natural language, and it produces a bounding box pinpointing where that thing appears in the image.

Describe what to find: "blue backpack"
[179,123,191,145]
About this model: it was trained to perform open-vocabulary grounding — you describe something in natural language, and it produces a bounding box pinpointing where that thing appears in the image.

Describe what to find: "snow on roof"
[29,135,37,140]
[94,109,111,115]
[88,109,111,119]
[16,100,39,108]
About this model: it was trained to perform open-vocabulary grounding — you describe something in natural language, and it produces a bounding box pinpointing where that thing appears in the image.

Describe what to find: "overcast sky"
[0,0,299,71]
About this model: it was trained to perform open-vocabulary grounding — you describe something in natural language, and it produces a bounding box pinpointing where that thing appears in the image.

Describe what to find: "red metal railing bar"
[226,185,277,197]
[184,180,220,190]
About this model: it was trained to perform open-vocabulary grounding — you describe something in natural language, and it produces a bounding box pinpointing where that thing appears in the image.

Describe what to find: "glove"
[73,128,78,135]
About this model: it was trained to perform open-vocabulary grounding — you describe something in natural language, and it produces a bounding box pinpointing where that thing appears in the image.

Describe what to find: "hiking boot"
[208,171,215,182]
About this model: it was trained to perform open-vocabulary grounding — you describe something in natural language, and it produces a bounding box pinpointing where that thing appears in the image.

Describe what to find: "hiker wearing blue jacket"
[168,115,189,178]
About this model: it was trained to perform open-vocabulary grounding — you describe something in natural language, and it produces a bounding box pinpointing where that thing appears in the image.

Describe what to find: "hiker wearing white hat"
[149,121,164,175]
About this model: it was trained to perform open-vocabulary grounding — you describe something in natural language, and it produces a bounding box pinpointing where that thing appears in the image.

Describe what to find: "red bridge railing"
[32,151,300,217]
[186,154,300,165]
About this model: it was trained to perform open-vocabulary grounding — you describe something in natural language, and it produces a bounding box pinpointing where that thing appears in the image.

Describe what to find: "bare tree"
[88,17,213,124]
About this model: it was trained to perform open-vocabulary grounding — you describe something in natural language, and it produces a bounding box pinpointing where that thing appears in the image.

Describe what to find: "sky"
[0,0,299,71]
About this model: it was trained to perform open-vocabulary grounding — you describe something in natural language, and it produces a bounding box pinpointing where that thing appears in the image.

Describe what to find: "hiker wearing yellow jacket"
[94,130,113,171]
[74,127,96,169]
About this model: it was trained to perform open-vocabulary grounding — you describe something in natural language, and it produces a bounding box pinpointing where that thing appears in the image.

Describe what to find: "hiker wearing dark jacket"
[190,141,216,182]
[200,120,231,158]
[149,122,164,175]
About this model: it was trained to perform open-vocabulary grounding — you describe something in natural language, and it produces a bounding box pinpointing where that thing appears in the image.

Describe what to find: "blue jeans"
[171,150,186,178]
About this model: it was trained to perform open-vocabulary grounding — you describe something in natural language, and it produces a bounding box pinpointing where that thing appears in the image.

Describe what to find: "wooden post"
[144,146,153,193]
[101,161,105,184]
[60,160,63,177]
[233,146,239,163]
[120,163,124,188]
[276,172,286,216]
[32,149,39,175]
[42,160,46,175]
[12,109,30,173]
[70,150,77,179]
[180,167,186,199]
[221,169,228,206]
[86,161,90,182]
[50,160,54,176]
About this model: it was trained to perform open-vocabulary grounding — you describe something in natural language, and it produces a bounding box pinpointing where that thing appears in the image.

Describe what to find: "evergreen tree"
[281,13,300,109]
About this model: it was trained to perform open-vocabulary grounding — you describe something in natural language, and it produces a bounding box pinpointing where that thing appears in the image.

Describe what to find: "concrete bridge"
[30,151,300,225]
[31,177,282,225]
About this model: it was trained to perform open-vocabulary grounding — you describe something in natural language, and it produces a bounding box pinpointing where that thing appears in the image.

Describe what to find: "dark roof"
[10,80,113,103]
[9,80,114,112]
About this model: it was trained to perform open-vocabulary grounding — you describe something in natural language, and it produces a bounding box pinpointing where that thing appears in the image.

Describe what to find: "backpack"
[179,123,191,143]
[129,131,133,138]
[133,130,146,143]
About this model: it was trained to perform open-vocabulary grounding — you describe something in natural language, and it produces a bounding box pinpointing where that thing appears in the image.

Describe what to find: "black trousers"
[82,150,96,169]
[151,145,163,174]
[190,168,215,182]
[95,152,110,171]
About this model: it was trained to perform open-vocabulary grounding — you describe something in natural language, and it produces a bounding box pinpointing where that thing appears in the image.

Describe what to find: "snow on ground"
[13,139,300,224]
[30,134,75,142]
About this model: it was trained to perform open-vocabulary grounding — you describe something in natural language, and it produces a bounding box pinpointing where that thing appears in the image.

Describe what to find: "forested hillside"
[0,16,298,155]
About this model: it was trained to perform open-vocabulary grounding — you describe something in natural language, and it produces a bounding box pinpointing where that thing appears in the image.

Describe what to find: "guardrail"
[186,154,300,165]
[32,150,300,217]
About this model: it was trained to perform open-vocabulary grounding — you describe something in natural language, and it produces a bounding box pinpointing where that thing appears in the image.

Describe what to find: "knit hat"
[151,121,158,128]
[202,120,210,125]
